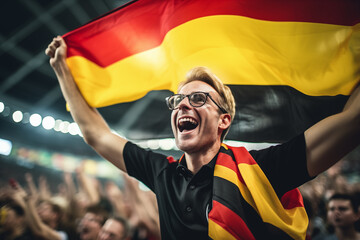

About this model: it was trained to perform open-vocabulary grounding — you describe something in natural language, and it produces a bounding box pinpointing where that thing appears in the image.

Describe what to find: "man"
[77,205,109,240]
[37,200,63,231]
[316,193,360,240]
[35,199,68,240]
[97,216,130,240]
[46,36,360,239]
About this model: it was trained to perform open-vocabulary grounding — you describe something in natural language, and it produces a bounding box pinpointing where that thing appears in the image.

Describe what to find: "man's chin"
[176,138,199,152]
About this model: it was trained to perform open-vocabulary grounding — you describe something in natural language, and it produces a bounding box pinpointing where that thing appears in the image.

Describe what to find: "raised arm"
[305,83,360,177]
[11,181,63,240]
[75,165,100,205]
[45,36,128,172]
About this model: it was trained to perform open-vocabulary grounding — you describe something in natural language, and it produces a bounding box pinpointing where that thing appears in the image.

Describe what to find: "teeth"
[179,117,197,125]
[178,117,198,132]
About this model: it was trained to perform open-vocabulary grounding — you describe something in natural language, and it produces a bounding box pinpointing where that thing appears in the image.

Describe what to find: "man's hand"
[45,36,67,68]
[9,179,29,209]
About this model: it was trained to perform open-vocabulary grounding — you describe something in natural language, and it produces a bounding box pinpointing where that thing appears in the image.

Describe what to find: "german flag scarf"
[208,144,308,239]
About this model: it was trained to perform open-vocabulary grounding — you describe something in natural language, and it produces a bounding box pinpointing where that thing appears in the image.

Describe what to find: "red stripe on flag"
[281,188,305,210]
[216,152,246,184]
[209,200,256,239]
[227,146,257,165]
[63,0,360,67]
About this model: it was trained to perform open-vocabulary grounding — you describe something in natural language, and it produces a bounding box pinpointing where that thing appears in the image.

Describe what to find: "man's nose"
[333,208,342,216]
[177,96,192,110]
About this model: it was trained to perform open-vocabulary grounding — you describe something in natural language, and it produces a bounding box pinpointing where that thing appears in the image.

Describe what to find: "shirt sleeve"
[250,133,314,197]
[123,141,169,191]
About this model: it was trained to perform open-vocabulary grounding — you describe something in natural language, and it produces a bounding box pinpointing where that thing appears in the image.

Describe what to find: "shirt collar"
[176,150,219,178]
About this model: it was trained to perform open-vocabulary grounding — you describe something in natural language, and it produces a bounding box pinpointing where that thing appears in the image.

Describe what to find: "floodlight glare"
[54,119,62,131]
[59,121,70,133]
[0,138,12,156]
[42,116,55,130]
[29,113,42,127]
[69,122,80,135]
[159,139,175,151]
[0,102,4,113]
[12,110,23,123]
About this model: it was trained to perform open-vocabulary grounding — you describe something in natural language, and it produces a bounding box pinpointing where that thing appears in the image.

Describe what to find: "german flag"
[209,144,308,239]
[63,0,360,143]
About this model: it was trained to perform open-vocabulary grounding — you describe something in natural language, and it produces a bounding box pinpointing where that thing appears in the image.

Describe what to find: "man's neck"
[184,143,221,173]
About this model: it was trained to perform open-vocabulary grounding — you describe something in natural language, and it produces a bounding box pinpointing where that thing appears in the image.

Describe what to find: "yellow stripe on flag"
[237,163,308,240]
[214,163,308,240]
[67,15,360,107]
[214,164,256,208]
[208,219,237,240]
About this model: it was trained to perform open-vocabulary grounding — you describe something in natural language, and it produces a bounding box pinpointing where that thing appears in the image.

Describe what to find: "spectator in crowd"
[98,216,130,240]
[316,193,360,240]
[37,199,64,232]
[10,180,69,240]
[77,205,109,240]
[122,175,160,240]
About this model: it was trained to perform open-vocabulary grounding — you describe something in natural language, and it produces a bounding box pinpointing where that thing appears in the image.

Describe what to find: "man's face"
[171,80,223,153]
[37,202,56,224]
[97,219,125,240]
[327,199,359,228]
[78,212,103,240]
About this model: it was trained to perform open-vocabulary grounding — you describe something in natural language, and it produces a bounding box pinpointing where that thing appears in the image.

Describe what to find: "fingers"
[45,36,64,57]
[45,37,58,57]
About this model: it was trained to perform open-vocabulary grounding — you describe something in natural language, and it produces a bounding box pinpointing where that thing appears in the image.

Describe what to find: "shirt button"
[189,185,195,190]
[186,206,192,212]
[177,166,186,177]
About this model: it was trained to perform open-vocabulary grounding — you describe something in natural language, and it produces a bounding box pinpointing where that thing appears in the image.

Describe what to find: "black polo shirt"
[123,134,311,239]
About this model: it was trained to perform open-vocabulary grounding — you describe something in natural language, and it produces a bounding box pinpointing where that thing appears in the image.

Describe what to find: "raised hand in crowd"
[75,164,101,206]
[123,175,160,240]
[105,181,127,218]
[9,179,69,240]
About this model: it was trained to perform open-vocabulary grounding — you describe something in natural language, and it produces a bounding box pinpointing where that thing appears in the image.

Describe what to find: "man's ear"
[219,113,231,130]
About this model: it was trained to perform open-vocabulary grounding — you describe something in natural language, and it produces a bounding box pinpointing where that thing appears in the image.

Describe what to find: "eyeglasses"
[165,91,227,113]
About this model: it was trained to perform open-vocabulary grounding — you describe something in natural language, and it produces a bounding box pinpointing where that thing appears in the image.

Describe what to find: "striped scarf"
[208,144,308,239]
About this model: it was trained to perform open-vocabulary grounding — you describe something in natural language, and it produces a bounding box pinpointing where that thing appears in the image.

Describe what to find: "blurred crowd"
[0,158,160,240]
[300,159,360,240]
[1,153,360,240]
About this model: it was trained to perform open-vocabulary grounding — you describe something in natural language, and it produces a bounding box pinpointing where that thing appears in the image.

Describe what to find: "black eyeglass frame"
[165,91,227,113]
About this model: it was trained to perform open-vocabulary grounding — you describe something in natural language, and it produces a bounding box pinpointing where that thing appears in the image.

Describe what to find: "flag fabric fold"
[209,144,308,239]
[63,0,360,142]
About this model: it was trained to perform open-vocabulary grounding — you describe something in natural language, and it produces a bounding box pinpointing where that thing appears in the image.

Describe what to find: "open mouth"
[178,117,198,132]
[80,227,89,234]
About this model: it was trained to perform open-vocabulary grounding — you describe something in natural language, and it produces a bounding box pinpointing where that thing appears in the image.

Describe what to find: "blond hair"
[178,67,236,141]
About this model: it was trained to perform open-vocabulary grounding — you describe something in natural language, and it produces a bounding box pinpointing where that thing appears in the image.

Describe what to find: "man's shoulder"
[124,141,179,168]
[125,141,168,157]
